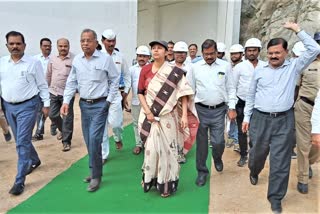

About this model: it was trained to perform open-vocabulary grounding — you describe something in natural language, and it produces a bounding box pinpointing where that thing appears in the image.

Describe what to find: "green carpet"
[9,124,211,214]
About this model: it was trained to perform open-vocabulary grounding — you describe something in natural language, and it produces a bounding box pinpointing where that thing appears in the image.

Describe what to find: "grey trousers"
[249,109,294,205]
[195,104,227,176]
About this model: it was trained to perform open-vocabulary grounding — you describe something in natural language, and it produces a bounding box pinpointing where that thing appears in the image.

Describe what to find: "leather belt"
[300,96,314,106]
[256,108,291,118]
[8,95,38,105]
[196,102,225,109]
[80,97,107,104]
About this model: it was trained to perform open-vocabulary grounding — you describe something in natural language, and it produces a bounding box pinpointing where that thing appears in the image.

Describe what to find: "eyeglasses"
[80,39,96,43]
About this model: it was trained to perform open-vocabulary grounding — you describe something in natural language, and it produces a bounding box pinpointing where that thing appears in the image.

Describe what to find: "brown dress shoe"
[83,176,91,183]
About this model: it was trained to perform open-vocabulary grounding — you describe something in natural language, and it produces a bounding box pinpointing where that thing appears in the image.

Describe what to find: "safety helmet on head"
[102,29,116,40]
[292,41,306,57]
[217,42,226,53]
[136,45,150,56]
[244,38,262,48]
[173,41,188,52]
[229,44,244,53]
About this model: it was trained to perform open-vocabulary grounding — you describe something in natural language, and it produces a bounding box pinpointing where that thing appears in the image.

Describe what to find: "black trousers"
[236,97,249,157]
[249,109,294,205]
[49,94,74,145]
[195,104,227,176]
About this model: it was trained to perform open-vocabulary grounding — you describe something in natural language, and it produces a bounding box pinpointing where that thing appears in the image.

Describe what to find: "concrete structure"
[138,0,242,56]
[0,1,137,60]
[0,0,241,62]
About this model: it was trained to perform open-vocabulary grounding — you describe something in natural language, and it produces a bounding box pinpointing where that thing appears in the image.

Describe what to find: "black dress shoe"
[271,202,282,213]
[309,166,313,179]
[26,160,41,175]
[9,183,25,195]
[195,174,207,187]
[237,156,248,167]
[297,182,308,194]
[249,174,258,185]
[87,178,101,192]
[214,159,223,172]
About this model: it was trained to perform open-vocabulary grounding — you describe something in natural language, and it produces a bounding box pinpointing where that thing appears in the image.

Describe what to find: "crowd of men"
[0,22,319,213]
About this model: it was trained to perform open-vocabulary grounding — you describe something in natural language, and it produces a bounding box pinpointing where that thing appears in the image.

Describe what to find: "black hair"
[6,31,25,44]
[188,43,198,49]
[267,38,288,50]
[168,40,175,45]
[201,39,217,52]
[40,38,52,46]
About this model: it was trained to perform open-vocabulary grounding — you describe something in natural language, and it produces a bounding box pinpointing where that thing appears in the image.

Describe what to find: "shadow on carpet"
[9,124,210,214]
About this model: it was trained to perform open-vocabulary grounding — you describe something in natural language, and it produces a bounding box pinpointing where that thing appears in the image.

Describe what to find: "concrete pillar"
[216,0,242,48]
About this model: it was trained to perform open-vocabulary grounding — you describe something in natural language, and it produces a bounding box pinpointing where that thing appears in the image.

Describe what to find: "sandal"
[115,141,123,150]
[133,146,142,155]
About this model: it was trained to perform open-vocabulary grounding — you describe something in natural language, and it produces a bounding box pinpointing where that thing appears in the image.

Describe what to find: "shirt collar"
[56,52,71,59]
[81,50,100,58]
[8,54,27,63]
[264,59,290,68]
[200,58,222,66]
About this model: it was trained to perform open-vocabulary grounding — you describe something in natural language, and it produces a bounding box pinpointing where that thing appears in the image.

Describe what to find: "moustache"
[12,48,19,51]
[271,58,279,61]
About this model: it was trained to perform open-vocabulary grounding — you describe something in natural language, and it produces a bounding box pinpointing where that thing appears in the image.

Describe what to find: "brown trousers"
[295,99,320,184]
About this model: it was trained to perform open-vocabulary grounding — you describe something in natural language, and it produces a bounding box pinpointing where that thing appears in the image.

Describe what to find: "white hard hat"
[102,29,116,40]
[173,41,188,52]
[229,44,244,53]
[136,45,150,56]
[292,41,306,57]
[244,38,262,48]
[217,42,226,53]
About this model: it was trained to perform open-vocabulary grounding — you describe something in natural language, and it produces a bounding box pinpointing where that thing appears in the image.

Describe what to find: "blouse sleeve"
[138,64,152,95]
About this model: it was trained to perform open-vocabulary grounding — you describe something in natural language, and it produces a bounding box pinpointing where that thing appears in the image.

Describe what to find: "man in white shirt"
[232,38,266,167]
[101,29,130,163]
[0,31,50,195]
[187,39,237,187]
[129,45,150,155]
[33,38,57,141]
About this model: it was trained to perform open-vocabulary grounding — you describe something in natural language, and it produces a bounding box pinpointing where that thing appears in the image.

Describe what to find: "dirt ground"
[0,95,319,213]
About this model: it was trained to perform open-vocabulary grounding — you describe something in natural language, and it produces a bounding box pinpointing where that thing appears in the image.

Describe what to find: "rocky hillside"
[240,0,320,59]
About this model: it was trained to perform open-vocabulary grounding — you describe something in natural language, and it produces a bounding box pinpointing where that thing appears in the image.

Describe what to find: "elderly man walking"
[61,29,119,192]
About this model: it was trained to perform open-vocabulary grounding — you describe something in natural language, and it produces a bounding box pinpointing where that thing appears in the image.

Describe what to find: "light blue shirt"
[63,50,120,104]
[244,31,320,123]
[0,55,50,106]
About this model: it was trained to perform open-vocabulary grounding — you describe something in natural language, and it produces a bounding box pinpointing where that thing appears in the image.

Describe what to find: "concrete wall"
[0,1,137,62]
[138,0,241,56]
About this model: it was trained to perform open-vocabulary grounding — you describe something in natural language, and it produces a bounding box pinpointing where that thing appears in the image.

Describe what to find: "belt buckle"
[86,99,94,104]
[208,105,215,109]
[270,112,277,117]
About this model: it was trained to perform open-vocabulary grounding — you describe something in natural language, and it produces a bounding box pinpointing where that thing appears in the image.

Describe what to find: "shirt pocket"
[91,66,105,81]
[215,71,226,86]
[18,70,32,84]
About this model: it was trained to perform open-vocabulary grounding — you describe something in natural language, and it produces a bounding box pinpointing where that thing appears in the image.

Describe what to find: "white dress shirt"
[0,55,50,106]
[233,59,267,100]
[311,90,320,133]
[63,50,119,104]
[187,58,237,108]
[34,53,50,76]
[128,63,146,106]
[171,60,192,74]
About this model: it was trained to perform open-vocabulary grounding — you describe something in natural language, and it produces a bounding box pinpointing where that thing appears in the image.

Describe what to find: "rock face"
[240,0,320,59]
